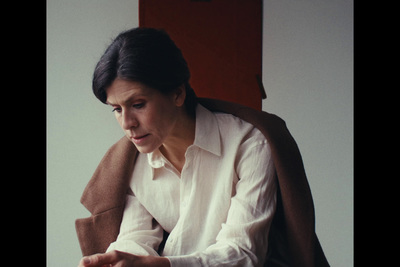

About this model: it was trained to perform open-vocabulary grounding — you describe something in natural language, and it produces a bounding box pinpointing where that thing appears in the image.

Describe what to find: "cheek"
[146,108,177,136]
[146,115,169,136]
[114,114,128,131]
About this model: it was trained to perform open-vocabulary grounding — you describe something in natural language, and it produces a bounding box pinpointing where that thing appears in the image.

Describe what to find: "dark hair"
[92,27,197,116]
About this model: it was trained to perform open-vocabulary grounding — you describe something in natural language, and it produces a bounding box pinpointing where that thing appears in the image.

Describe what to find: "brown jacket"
[75,98,329,266]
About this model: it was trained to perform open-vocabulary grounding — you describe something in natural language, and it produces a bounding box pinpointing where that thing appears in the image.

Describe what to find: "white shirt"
[107,104,277,267]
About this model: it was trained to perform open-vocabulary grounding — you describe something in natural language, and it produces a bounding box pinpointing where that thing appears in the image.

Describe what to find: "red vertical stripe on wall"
[139,0,262,110]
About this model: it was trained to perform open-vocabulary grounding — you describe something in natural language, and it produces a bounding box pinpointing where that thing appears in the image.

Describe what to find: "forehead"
[105,79,153,105]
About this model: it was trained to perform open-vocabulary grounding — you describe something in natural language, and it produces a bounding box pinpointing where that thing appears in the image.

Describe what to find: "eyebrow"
[105,93,147,106]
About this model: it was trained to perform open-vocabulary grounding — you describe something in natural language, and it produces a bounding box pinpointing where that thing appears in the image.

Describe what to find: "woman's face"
[106,79,183,154]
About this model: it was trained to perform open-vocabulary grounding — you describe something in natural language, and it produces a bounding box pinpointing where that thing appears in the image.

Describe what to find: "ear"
[173,84,186,107]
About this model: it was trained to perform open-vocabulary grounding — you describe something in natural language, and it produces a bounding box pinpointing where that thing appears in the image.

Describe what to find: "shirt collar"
[147,149,165,169]
[147,104,222,171]
[193,104,222,156]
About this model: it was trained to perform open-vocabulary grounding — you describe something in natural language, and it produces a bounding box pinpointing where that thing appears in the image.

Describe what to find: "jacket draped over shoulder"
[75,98,329,267]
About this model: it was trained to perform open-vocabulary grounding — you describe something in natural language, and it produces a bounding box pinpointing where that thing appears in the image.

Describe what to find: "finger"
[80,251,120,266]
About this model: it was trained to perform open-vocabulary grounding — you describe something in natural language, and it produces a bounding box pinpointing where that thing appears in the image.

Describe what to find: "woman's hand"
[77,250,171,267]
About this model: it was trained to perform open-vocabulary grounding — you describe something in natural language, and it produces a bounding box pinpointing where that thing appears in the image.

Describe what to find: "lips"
[132,134,149,139]
[131,134,150,145]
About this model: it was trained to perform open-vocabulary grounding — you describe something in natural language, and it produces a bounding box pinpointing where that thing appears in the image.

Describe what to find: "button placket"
[179,147,196,214]
[179,179,189,215]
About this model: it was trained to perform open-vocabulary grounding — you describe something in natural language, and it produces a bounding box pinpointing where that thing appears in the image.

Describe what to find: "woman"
[77,27,328,267]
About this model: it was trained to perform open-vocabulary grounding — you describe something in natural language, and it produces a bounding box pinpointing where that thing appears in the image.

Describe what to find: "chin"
[132,142,159,154]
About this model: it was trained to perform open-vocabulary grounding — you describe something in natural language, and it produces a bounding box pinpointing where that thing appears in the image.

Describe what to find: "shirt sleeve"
[106,192,164,256]
[167,139,277,267]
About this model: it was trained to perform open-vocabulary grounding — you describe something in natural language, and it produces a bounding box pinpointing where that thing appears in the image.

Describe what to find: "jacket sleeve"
[75,136,139,256]
[75,206,125,256]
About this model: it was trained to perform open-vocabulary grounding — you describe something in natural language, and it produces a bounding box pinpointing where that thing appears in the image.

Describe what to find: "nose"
[121,110,139,130]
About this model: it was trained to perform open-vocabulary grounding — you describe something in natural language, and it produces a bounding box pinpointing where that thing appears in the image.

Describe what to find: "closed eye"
[132,102,145,109]
[111,107,122,113]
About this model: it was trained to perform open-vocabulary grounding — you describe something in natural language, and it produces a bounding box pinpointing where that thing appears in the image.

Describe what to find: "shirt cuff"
[106,240,160,257]
[165,255,201,267]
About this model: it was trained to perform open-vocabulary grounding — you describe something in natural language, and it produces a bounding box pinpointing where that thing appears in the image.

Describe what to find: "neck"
[159,110,196,173]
